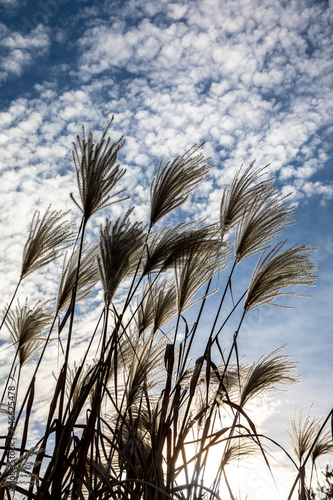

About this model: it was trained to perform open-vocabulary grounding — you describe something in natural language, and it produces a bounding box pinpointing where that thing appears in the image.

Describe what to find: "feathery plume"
[56,243,99,313]
[70,117,127,221]
[244,242,317,311]
[287,409,321,463]
[64,360,98,409]
[239,347,298,407]
[143,222,226,275]
[221,437,259,467]
[235,192,296,262]
[5,299,53,365]
[310,430,333,463]
[0,445,40,489]
[187,363,240,428]
[136,279,177,334]
[21,206,73,279]
[220,161,274,237]
[150,145,213,227]
[174,239,226,314]
[121,330,168,407]
[98,209,146,305]
[107,404,153,477]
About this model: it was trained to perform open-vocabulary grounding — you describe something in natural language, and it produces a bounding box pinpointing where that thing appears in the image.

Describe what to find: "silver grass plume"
[244,241,317,311]
[184,358,239,395]
[134,282,155,334]
[239,347,298,407]
[56,243,99,313]
[135,279,177,334]
[120,329,168,408]
[287,409,322,463]
[174,237,227,313]
[65,360,98,409]
[149,144,213,227]
[143,222,226,275]
[220,437,259,467]
[21,206,74,279]
[70,117,127,221]
[64,353,124,410]
[234,192,296,262]
[220,162,274,237]
[310,430,333,463]
[98,209,146,305]
[5,299,53,365]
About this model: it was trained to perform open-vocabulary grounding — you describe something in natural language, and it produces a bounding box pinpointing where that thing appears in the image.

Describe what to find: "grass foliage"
[0,119,332,499]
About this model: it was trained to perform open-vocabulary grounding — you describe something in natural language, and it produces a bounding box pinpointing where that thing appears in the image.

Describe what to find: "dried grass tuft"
[150,145,212,227]
[245,242,317,310]
[5,299,53,365]
[70,117,127,221]
[21,206,74,279]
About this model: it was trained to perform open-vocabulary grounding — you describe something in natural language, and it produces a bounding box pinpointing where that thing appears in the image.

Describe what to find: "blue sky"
[0,0,332,498]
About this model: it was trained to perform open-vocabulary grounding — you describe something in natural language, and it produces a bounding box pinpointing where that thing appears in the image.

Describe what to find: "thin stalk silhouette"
[0,280,22,333]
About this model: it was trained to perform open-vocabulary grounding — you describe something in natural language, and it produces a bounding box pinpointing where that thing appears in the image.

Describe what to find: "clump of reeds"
[0,119,331,500]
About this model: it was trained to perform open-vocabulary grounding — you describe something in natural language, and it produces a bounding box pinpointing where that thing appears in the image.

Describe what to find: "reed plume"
[239,347,298,407]
[143,222,225,275]
[174,237,227,313]
[220,437,259,467]
[0,445,40,489]
[135,279,177,334]
[287,409,321,463]
[120,330,168,407]
[65,360,98,409]
[56,243,99,313]
[150,145,213,227]
[21,206,73,279]
[70,116,127,221]
[220,161,274,237]
[235,192,296,262]
[98,209,146,305]
[5,299,53,366]
[244,242,317,311]
[310,430,333,464]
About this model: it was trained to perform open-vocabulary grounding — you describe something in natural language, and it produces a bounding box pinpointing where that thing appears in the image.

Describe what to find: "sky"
[0,0,332,498]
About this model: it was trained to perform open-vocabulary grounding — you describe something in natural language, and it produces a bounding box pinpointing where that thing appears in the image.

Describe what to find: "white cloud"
[0,23,50,81]
[66,0,332,204]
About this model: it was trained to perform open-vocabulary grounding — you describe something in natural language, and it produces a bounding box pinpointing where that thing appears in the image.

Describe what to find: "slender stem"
[58,217,87,430]
[60,308,104,427]
[209,260,237,343]
[220,309,246,380]
[1,351,18,403]
[0,278,22,333]
[11,314,58,431]
[177,265,240,439]
[177,277,212,377]
[212,292,247,345]
[223,469,236,500]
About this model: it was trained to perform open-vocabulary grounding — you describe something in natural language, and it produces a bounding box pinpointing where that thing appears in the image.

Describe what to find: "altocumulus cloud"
[0,22,50,81]
[0,0,331,295]
[74,0,333,199]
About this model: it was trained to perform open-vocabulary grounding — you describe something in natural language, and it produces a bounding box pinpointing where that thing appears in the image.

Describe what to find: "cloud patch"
[0,22,50,81]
